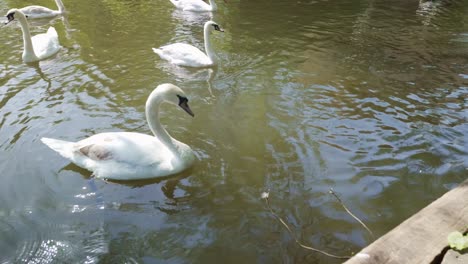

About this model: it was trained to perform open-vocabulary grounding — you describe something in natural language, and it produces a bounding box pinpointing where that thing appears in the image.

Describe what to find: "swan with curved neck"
[5,9,61,63]
[19,0,66,19]
[152,21,224,67]
[169,0,218,12]
[41,84,197,180]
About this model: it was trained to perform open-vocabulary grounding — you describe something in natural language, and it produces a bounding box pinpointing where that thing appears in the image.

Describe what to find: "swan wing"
[20,5,59,18]
[75,132,172,166]
[32,27,61,60]
[42,132,177,179]
[153,43,211,67]
[170,0,210,10]
[180,0,211,11]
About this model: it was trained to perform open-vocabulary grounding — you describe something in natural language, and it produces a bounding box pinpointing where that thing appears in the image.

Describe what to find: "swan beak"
[213,24,224,32]
[179,101,195,117]
[5,13,15,24]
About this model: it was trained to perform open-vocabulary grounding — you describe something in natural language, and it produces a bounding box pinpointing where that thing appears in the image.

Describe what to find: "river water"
[0,0,467,263]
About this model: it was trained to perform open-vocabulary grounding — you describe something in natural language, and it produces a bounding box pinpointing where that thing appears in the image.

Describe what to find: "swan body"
[169,0,217,12]
[153,43,212,67]
[5,9,61,63]
[41,84,197,180]
[19,0,66,19]
[152,21,224,67]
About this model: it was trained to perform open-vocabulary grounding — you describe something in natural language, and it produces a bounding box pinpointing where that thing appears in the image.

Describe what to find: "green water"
[0,0,467,263]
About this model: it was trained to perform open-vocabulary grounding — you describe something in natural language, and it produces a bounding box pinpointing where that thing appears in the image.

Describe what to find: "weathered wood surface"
[441,249,468,264]
[345,179,468,264]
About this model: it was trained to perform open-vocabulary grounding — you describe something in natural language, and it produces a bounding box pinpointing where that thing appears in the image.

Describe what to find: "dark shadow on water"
[109,167,194,188]
[58,162,194,188]
[58,162,196,210]
[59,163,93,177]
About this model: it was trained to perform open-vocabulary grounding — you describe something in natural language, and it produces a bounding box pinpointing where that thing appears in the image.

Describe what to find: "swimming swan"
[19,0,66,19]
[169,0,217,12]
[152,21,224,67]
[41,84,197,180]
[5,9,61,63]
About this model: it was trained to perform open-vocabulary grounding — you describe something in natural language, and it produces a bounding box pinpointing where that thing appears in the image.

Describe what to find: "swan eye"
[6,12,15,22]
[177,95,188,105]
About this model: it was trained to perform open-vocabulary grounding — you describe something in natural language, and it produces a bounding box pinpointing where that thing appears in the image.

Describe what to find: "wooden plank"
[345,179,468,264]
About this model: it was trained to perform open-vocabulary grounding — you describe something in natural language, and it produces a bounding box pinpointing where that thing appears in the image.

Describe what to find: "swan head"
[205,21,224,33]
[4,9,27,25]
[151,83,194,117]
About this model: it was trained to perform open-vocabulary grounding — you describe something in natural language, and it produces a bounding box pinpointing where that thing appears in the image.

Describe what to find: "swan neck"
[204,24,216,63]
[55,0,66,12]
[17,16,37,60]
[146,97,177,153]
[208,0,217,10]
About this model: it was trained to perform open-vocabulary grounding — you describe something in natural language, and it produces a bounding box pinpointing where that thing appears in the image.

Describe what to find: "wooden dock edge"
[345,179,468,264]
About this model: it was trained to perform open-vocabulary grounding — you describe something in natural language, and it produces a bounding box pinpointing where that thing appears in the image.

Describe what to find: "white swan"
[5,9,61,63]
[19,0,66,19]
[169,0,217,12]
[41,84,197,180]
[152,21,224,67]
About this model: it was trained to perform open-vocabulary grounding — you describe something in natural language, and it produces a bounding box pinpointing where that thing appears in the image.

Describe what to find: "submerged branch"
[262,192,352,259]
[329,188,374,239]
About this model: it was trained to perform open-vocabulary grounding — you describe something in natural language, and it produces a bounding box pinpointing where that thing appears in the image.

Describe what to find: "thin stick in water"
[262,192,352,259]
[329,188,374,239]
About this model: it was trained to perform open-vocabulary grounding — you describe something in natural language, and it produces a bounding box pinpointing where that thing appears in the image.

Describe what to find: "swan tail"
[168,0,181,8]
[41,137,75,159]
[47,27,58,38]
[153,48,167,60]
[152,48,161,54]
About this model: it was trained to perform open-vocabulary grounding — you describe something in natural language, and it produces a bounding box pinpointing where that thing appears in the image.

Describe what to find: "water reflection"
[171,8,213,27]
[26,16,62,27]
[206,68,215,96]
[157,62,216,98]
[26,13,76,42]
[28,62,52,85]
